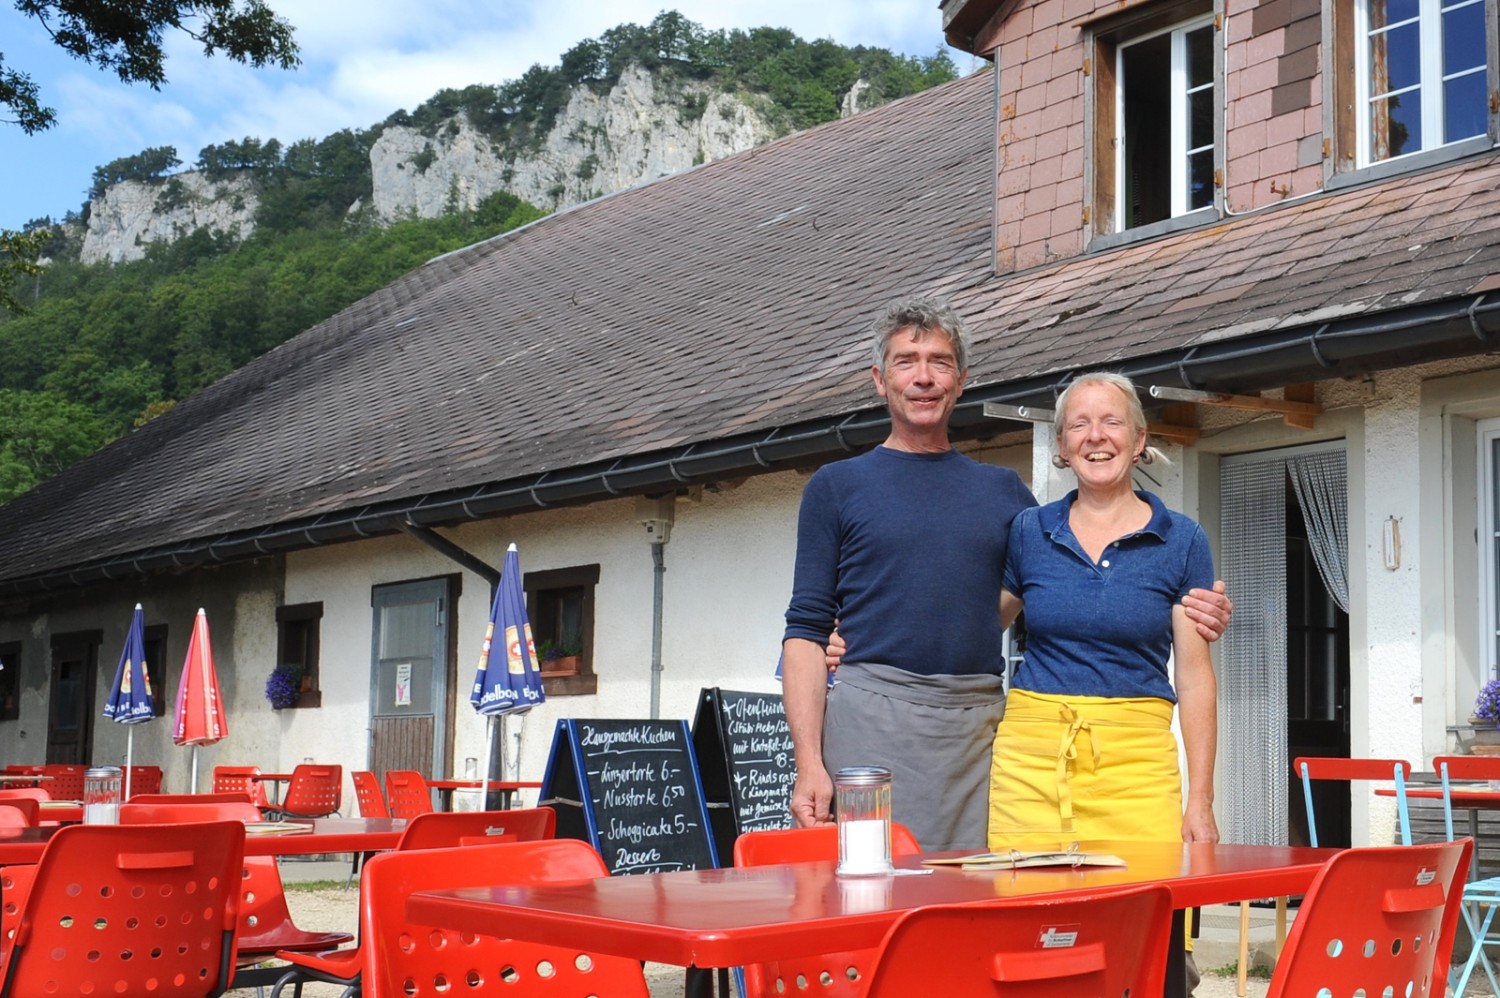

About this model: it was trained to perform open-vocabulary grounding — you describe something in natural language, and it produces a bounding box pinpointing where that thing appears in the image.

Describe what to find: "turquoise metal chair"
[1433,754,1500,996]
[1294,756,1413,847]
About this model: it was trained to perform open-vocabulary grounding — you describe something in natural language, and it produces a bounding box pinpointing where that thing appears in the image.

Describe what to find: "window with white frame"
[1356,0,1488,164]
[1479,419,1500,685]
[1091,5,1218,235]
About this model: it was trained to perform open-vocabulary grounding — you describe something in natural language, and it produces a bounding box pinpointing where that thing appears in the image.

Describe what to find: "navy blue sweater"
[784,447,1036,677]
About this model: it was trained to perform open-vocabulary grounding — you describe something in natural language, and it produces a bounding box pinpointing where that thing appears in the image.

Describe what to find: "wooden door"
[48,631,100,765]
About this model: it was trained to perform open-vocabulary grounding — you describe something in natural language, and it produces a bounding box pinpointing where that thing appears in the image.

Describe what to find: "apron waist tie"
[1054,705,1103,831]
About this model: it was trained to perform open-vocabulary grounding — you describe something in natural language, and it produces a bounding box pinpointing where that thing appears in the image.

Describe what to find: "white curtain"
[1288,451,1351,613]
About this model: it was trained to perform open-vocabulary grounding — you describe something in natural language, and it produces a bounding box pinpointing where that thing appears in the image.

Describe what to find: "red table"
[408,840,1336,994]
[250,771,294,806]
[0,816,406,863]
[427,779,542,811]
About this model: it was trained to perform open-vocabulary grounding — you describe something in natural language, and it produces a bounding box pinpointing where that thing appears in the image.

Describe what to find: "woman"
[988,371,1218,849]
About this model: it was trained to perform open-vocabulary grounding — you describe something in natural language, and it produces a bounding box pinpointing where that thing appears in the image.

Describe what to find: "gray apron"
[822,663,1004,853]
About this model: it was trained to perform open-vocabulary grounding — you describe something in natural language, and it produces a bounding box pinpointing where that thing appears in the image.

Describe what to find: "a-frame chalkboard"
[538,717,718,875]
[692,687,795,863]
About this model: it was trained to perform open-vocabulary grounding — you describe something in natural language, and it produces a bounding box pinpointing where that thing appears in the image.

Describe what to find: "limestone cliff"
[81,173,258,265]
[82,65,777,264]
[372,66,775,220]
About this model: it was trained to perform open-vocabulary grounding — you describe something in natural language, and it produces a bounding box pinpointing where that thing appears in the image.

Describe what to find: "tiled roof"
[3,67,1500,595]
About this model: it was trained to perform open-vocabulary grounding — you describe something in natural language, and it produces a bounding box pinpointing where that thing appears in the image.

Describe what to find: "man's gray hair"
[871,297,970,375]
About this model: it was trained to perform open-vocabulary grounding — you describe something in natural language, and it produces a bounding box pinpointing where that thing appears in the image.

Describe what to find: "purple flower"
[1475,679,1500,723]
[265,666,301,709]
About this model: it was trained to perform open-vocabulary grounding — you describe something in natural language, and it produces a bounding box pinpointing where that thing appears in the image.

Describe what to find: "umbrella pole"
[481,716,496,810]
[124,729,134,801]
[190,745,199,794]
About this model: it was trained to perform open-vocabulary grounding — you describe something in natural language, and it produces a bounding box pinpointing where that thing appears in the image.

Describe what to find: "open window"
[0,642,19,721]
[524,564,599,696]
[142,624,167,717]
[1090,2,1219,238]
[275,602,322,708]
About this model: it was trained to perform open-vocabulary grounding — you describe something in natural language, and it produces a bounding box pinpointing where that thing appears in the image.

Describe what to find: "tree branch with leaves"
[3,0,300,135]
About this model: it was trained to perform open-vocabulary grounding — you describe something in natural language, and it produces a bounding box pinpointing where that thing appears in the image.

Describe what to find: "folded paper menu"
[922,850,1126,871]
[244,821,314,835]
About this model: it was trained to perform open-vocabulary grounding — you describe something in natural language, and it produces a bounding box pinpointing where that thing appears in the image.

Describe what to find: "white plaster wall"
[281,443,1034,790]
[0,558,284,794]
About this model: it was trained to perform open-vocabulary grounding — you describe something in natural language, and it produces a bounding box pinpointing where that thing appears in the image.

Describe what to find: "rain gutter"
[5,292,1499,601]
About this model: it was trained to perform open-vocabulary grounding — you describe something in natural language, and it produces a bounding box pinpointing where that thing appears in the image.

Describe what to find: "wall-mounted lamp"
[1382,516,1402,571]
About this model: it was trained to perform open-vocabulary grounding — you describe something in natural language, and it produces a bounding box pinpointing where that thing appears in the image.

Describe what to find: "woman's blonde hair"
[1049,371,1166,468]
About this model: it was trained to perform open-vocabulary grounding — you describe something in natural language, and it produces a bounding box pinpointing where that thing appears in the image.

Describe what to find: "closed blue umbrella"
[103,604,155,799]
[470,544,545,803]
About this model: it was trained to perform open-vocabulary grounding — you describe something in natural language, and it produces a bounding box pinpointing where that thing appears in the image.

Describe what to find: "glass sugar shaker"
[835,765,893,877]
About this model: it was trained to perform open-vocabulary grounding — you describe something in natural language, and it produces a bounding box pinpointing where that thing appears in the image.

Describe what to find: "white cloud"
[1,0,964,227]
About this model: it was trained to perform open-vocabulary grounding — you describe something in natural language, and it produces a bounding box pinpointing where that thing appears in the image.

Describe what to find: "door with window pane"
[369,579,452,782]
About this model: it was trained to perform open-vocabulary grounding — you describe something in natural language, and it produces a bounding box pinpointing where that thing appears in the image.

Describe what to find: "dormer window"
[1117,16,1217,227]
[1355,0,1488,164]
[1088,1,1221,241]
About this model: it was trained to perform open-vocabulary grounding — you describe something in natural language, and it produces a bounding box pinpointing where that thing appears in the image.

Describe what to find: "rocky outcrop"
[81,65,780,263]
[81,173,258,265]
[371,67,775,219]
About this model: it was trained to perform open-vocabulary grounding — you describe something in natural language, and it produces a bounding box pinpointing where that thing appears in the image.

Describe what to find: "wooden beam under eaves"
[982,402,1200,445]
[1148,384,1321,430]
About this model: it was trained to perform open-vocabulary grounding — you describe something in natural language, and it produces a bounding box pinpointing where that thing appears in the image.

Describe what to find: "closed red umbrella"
[172,608,227,792]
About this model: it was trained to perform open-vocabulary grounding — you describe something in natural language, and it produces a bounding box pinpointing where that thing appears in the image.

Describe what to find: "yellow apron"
[987,688,1182,852]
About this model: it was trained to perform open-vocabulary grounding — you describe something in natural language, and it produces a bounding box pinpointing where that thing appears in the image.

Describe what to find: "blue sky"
[0,1,975,232]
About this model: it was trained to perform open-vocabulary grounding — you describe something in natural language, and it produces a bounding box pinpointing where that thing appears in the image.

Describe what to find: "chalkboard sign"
[538,718,718,875]
[692,687,795,862]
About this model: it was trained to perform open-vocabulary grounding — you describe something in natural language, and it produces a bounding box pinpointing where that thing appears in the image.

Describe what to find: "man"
[781,296,1230,852]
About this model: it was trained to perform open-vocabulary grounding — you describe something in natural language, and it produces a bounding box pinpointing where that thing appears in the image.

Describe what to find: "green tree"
[197,136,283,179]
[0,230,44,313]
[2,0,299,135]
[0,389,109,499]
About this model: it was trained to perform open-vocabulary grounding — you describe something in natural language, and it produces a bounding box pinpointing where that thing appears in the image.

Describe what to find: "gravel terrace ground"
[246,879,1284,997]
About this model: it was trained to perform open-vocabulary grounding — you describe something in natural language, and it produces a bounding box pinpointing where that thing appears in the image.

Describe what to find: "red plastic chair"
[129,791,254,805]
[350,770,389,818]
[212,765,271,808]
[124,764,162,798]
[274,806,561,993]
[384,769,435,819]
[38,764,85,800]
[396,806,557,850]
[265,763,342,820]
[0,790,53,827]
[0,821,244,998]
[269,840,649,998]
[0,766,41,786]
[861,882,1174,997]
[119,799,352,984]
[732,823,923,997]
[1264,839,1471,997]
[0,800,36,826]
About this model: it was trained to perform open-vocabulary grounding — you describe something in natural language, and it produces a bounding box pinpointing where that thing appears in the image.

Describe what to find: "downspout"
[651,543,666,720]
[637,496,676,719]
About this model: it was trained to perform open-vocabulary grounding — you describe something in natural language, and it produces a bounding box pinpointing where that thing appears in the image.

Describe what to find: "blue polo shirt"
[1003,490,1213,702]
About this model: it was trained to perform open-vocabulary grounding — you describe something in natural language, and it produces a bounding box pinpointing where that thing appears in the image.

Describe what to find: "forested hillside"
[0,12,957,505]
